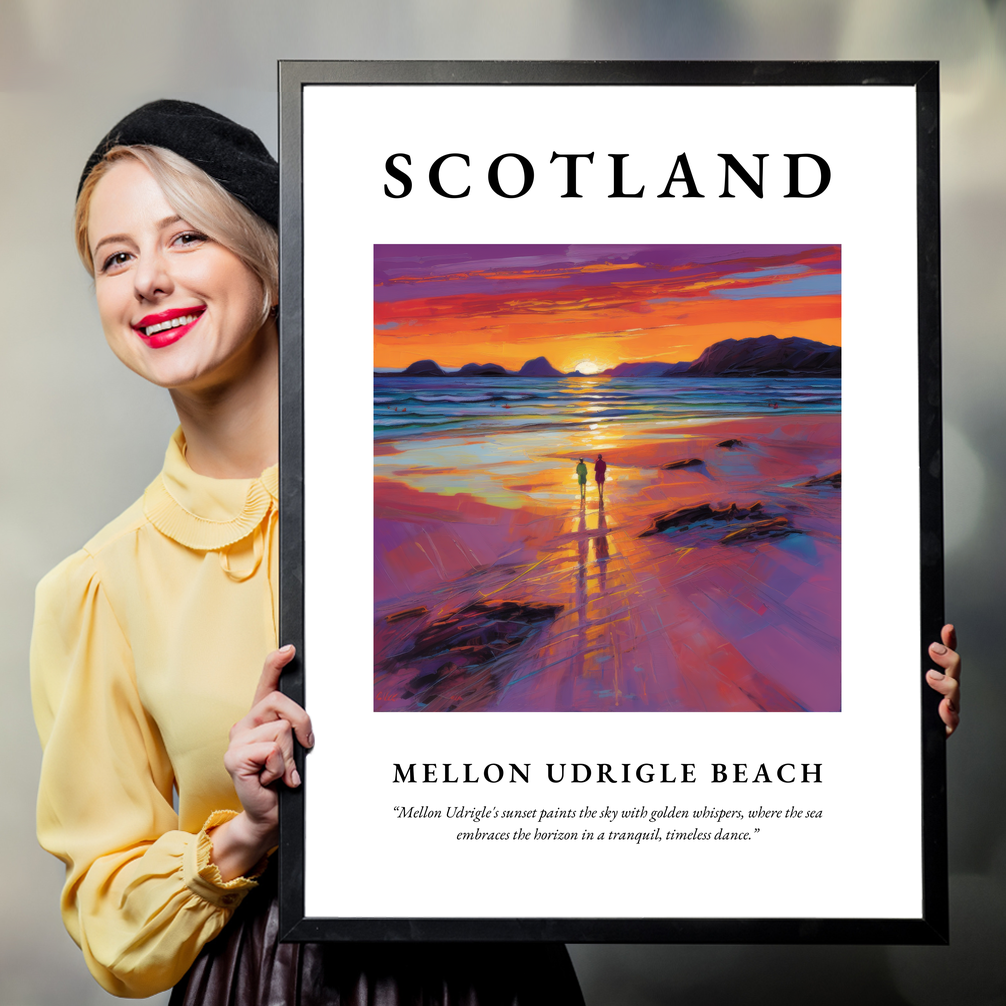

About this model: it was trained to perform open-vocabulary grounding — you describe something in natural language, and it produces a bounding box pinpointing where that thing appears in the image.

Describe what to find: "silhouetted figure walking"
[575,458,587,500]
[594,454,607,500]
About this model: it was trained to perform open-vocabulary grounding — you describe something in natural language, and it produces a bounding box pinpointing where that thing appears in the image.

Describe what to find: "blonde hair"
[75,145,278,323]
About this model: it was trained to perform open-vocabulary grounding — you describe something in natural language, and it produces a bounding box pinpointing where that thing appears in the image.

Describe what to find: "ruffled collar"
[143,428,278,551]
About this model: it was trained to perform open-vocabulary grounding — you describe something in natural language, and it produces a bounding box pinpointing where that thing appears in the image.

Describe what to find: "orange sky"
[374,246,841,373]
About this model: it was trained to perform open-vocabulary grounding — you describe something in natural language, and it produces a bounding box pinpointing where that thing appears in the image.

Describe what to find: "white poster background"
[301,85,920,920]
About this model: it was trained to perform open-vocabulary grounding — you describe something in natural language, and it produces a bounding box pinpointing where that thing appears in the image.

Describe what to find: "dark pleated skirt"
[169,869,585,1006]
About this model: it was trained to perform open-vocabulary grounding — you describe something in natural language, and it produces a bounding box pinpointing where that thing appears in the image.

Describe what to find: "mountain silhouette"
[401,359,445,376]
[458,362,508,376]
[391,338,839,379]
[518,356,564,377]
[666,335,840,377]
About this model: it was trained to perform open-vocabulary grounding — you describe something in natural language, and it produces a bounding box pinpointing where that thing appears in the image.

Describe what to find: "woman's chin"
[110,322,273,395]
[123,352,221,392]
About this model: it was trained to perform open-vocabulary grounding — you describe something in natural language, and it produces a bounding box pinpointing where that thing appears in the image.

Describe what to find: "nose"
[133,247,173,303]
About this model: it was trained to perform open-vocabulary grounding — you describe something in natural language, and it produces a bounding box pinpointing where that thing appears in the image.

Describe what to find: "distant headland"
[382,335,841,379]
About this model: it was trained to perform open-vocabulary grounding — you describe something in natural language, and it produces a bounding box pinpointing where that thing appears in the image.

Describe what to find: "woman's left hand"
[926,624,961,737]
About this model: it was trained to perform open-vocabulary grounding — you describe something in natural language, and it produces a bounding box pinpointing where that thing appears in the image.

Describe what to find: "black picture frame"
[277,60,945,944]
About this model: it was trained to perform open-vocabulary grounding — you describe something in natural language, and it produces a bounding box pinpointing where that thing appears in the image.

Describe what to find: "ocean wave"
[379,392,539,405]
[780,395,839,403]
[373,416,467,429]
[576,408,646,419]
[372,375,841,440]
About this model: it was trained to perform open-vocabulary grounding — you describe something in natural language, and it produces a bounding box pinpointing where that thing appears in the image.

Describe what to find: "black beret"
[78,99,278,228]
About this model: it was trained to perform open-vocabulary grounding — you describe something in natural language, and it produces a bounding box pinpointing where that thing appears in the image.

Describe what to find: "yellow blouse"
[31,429,279,998]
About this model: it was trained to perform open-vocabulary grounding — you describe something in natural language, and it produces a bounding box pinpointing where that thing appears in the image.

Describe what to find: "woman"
[31,100,585,1004]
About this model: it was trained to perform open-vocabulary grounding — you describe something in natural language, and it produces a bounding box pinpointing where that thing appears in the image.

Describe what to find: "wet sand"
[374,414,840,712]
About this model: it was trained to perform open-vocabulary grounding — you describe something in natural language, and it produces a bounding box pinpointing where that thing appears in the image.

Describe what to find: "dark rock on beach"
[387,600,564,711]
[391,600,563,667]
[717,439,743,449]
[639,501,764,537]
[720,517,797,543]
[804,470,841,487]
[385,606,428,623]
[661,458,704,470]
[400,659,512,712]
[639,501,802,545]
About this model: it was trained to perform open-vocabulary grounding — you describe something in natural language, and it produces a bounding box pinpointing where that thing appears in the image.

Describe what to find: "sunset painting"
[373,245,841,712]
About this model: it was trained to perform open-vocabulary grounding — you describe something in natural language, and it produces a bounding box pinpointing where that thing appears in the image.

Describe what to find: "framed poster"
[277,61,946,943]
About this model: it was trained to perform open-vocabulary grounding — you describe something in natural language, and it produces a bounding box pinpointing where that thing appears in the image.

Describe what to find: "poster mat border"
[277,59,946,945]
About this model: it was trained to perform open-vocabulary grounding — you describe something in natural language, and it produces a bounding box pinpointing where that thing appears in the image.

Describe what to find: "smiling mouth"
[131,307,207,349]
[137,310,204,338]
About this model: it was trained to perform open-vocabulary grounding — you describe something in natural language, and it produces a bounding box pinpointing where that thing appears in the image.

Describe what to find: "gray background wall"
[1,2,1003,1003]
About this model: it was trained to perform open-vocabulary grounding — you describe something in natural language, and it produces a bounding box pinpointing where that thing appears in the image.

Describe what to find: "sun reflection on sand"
[374,411,841,713]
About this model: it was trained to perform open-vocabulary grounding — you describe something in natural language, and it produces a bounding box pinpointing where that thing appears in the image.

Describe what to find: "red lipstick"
[132,306,206,349]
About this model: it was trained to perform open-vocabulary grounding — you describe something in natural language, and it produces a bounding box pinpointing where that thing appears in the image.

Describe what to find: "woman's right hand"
[209,645,314,881]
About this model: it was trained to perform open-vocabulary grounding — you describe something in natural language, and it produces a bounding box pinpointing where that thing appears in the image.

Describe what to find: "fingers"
[234,689,314,750]
[941,623,957,653]
[259,724,298,788]
[252,645,297,707]
[928,635,961,682]
[225,739,289,788]
[926,625,961,737]
[939,697,961,737]
[924,682,960,737]
[927,631,961,737]
[245,644,314,750]
[225,645,313,805]
[227,719,301,788]
[926,667,959,707]
[252,740,288,788]
[248,719,298,788]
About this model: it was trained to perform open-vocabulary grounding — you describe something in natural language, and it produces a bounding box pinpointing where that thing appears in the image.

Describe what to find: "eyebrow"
[91,215,185,258]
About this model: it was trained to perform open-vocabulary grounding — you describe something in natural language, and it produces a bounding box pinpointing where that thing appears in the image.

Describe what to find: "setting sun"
[374,245,841,373]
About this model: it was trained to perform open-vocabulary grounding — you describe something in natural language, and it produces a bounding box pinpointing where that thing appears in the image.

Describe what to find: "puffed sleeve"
[31,549,261,998]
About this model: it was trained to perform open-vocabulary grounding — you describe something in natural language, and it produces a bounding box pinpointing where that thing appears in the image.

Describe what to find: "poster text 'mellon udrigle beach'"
[391,762,824,784]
